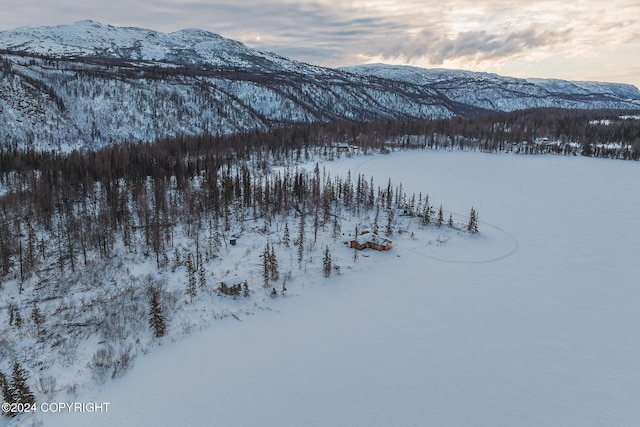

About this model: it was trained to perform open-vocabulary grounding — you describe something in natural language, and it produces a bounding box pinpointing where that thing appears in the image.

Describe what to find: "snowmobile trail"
[403,215,520,264]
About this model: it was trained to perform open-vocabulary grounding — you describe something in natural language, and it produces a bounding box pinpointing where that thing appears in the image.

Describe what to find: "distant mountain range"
[0,20,638,151]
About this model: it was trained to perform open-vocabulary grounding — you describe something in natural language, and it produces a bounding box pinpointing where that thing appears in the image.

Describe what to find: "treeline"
[415,108,640,158]
[2,107,640,176]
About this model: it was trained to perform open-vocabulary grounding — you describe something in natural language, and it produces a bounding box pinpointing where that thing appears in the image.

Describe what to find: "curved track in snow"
[405,216,520,264]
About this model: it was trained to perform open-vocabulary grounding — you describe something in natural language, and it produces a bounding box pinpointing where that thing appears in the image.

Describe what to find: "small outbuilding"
[335,142,350,153]
[219,276,246,295]
[349,232,392,251]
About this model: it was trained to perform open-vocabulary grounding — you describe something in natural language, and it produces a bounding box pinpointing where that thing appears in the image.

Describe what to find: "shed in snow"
[335,142,350,153]
[219,276,246,295]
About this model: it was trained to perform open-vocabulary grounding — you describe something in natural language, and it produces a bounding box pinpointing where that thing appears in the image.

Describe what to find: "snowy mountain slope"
[0,22,462,151]
[0,20,313,73]
[342,64,640,112]
[526,77,640,100]
[0,22,639,151]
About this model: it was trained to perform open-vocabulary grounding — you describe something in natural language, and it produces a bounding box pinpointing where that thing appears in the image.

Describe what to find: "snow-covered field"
[32,150,640,426]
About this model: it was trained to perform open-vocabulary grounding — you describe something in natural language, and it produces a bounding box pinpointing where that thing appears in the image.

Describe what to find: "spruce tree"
[323,245,332,278]
[149,290,166,338]
[198,264,207,290]
[386,209,394,236]
[171,250,181,272]
[422,195,432,225]
[373,205,380,235]
[313,209,320,243]
[263,244,271,288]
[448,213,454,228]
[297,212,305,268]
[243,281,250,297]
[0,370,15,417]
[386,178,393,209]
[185,253,197,302]
[282,222,291,247]
[467,207,479,234]
[437,205,444,227]
[331,214,341,241]
[31,304,45,336]
[270,245,279,281]
[213,225,223,252]
[10,362,35,407]
[14,310,22,328]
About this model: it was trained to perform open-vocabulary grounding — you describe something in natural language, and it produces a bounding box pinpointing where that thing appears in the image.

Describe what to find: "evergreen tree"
[386,209,394,236]
[331,214,341,241]
[14,310,22,328]
[422,195,432,225]
[10,363,35,407]
[437,205,444,227]
[373,205,380,235]
[467,207,479,234]
[408,193,416,216]
[171,250,181,272]
[149,289,167,338]
[297,212,305,268]
[8,303,15,326]
[368,177,375,208]
[313,209,320,243]
[386,178,393,209]
[282,222,291,247]
[243,281,250,297]
[213,220,223,252]
[185,253,197,302]
[263,244,271,288]
[198,263,207,290]
[448,213,454,228]
[270,245,279,281]
[323,245,332,278]
[0,370,15,418]
[31,304,45,336]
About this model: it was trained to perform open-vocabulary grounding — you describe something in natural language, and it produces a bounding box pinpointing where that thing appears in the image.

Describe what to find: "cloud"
[370,26,574,65]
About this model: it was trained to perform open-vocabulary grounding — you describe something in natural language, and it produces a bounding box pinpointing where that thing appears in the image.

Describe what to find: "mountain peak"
[0,21,242,62]
[72,19,106,27]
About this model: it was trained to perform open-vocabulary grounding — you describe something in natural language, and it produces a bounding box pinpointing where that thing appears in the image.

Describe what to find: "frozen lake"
[41,151,640,427]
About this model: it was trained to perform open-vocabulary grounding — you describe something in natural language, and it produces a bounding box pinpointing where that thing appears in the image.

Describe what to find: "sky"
[0,0,639,88]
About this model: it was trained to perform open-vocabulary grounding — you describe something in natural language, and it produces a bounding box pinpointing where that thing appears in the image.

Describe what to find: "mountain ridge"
[0,21,638,151]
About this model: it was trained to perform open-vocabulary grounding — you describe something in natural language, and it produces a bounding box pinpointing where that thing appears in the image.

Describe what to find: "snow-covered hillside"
[342,64,640,112]
[0,20,310,72]
[0,22,639,152]
[21,150,640,427]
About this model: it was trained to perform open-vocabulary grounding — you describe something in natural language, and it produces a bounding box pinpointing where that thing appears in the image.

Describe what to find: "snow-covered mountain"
[0,20,316,72]
[0,21,638,151]
[341,64,640,112]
